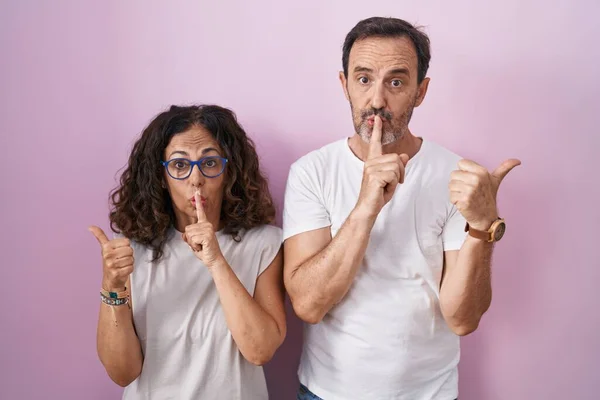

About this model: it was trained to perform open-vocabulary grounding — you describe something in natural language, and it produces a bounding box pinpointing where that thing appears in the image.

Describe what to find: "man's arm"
[283,116,406,324]
[442,157,521,335]
[439,239,493,336]
[283,209,375,324]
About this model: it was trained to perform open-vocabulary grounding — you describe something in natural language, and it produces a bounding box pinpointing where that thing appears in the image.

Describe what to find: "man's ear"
[339,71,350,101]
[414,77,430,107]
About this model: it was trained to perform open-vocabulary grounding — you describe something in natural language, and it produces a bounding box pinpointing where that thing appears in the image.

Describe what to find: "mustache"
[361,109,393,121]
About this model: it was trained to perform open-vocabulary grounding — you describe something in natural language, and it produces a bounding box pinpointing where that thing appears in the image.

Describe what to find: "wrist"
[102,280,126,293]
[207,256,229,273]
[469,214,499,232]
[350,204,378,226]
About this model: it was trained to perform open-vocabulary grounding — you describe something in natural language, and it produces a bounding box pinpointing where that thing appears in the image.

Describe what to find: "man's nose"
[370,81,386,110]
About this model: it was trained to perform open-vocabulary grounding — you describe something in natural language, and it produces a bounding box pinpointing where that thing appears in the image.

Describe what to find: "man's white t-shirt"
[283,137,468,400]
[120,224,282,400]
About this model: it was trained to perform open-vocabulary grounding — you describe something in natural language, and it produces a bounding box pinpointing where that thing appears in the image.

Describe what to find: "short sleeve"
[442,204,468,251]
[257,225,283,277]
[282,162,331,241]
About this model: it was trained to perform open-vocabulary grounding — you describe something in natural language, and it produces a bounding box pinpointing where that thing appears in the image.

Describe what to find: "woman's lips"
[190,196,207,206]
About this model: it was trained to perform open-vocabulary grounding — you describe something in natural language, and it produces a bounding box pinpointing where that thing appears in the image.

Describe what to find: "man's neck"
[348,131,423,162]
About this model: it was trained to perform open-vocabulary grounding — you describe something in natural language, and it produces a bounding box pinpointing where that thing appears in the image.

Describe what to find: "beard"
[351,96,417,146]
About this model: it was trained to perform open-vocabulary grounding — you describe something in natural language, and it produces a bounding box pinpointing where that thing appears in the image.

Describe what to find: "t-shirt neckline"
[342,136,428,171]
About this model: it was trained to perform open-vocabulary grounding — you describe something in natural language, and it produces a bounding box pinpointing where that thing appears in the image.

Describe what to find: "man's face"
[340,36,429,145]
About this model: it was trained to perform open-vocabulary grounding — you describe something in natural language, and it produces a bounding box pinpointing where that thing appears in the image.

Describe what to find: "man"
[282,17,520,400]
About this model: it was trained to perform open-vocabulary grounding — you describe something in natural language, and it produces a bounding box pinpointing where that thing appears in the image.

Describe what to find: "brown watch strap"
[464,222,492,242]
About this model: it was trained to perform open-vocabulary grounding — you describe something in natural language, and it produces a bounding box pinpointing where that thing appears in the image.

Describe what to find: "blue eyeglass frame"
[161,156,229,180]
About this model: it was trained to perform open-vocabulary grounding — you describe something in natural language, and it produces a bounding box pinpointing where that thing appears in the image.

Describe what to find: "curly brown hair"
[109,104,276,261]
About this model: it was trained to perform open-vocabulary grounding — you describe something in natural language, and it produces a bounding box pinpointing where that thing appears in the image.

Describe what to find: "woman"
[89,105,286,399]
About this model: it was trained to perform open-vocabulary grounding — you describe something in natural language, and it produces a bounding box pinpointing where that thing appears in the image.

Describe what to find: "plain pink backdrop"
[1,1,598,399]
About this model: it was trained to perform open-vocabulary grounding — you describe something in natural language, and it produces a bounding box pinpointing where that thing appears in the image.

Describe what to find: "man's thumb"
[492,158,521,183]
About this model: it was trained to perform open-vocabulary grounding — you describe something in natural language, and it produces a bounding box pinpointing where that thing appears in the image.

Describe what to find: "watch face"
[494,222,506,241]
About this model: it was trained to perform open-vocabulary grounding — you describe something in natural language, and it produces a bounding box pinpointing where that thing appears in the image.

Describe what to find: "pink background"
[1,1,598,399]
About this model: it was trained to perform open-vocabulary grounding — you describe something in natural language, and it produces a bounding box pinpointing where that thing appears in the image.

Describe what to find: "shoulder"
[420,139,464,171]
[240,224,283,248]
[237,225,283,275]
[409,139,466,198]
[412,139,465,187]
[289,139,347,175]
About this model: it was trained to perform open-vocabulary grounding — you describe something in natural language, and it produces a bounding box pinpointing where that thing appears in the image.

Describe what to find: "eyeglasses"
[161,156,228,180]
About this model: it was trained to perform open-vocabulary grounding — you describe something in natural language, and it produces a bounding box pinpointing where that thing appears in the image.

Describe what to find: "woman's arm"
[210,247,287,366]
[90,226,143,386]
[96,287,144,386]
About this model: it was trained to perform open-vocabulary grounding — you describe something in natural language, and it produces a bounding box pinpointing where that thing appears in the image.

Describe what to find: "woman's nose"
[188,164,205,186]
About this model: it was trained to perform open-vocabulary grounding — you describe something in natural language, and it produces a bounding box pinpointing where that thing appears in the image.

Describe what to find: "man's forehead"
[349,36,418,72]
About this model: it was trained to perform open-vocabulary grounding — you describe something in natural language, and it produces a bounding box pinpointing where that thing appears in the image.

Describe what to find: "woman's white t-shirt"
[121,224,282,400]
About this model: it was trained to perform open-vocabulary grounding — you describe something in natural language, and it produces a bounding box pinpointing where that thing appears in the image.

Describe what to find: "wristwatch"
[465,218,506,243]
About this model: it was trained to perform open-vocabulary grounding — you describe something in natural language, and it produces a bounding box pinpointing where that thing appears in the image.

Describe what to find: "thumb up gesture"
[89,226,134,291]
[449,158,521,231]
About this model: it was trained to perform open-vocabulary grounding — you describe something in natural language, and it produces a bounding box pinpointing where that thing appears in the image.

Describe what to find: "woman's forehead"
[165,126,222,154]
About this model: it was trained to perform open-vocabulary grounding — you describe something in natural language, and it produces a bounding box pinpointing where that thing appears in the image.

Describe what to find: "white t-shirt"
[120,224,282,400]
[282,138,468,400]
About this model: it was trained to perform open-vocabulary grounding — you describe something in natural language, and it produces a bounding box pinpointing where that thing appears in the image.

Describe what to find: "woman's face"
[162,125,227,232]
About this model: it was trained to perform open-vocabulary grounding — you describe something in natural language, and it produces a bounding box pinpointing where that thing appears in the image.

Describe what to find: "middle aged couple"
[90,16,520,400]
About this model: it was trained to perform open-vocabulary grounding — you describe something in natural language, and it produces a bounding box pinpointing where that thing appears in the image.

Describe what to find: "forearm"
[97,300,143,386]
[439,236,494,335]
[288,209,375,322]
[210,260,283,365]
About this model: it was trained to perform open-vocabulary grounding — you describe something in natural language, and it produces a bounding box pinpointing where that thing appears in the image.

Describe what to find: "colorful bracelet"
[100,294,129,306]
[100,287,129,299]
[100,288,131,328]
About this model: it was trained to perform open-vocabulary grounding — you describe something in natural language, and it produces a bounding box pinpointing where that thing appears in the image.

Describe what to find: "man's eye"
[359,77,369,84]
[391,80,402,87]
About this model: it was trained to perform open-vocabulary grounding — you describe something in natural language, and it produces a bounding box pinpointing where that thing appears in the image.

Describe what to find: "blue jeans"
[296,384,323,400]
[296,384,458,400]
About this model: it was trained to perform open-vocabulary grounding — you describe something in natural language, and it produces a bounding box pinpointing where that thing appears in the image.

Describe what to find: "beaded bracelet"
[100,288,130,327]
[100,287,129,300]
[100,294,129,306]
